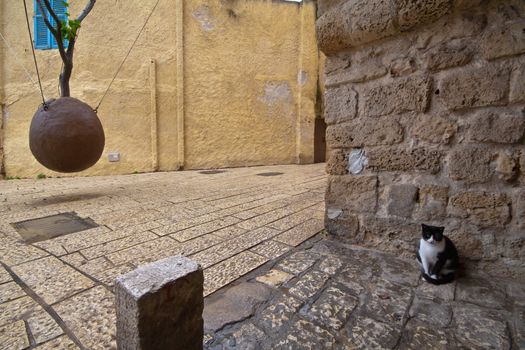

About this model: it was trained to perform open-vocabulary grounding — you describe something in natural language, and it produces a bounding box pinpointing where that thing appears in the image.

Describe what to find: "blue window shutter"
[51,0,69,49]
[34,1,49,49]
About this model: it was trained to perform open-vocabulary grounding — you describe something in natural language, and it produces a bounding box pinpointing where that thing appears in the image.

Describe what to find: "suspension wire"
[0,31,43,95]
[22,0,47,107]
[94,0,161,112]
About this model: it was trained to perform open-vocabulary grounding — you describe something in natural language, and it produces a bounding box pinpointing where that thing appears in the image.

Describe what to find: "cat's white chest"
[419,239,444,265]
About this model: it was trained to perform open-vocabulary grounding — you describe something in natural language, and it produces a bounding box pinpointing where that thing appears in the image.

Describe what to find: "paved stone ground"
[205,237,525,350]
[0,164,326,349]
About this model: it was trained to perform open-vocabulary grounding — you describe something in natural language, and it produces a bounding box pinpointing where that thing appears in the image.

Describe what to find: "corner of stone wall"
[318,0,525,280]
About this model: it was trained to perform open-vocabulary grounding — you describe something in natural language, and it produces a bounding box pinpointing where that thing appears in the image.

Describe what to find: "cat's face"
[422,224,444,244]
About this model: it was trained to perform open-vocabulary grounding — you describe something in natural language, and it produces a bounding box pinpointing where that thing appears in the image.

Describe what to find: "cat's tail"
[422,273,455,285]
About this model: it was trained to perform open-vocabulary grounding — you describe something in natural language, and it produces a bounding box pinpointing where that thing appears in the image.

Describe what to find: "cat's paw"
[430,274,438,279]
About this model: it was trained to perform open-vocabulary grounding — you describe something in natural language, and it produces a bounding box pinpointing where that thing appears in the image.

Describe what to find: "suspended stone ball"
[29,97,105,173]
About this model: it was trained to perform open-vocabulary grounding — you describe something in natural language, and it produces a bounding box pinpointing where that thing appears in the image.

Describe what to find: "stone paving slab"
[0,164,326,348]
[205,237,525,350]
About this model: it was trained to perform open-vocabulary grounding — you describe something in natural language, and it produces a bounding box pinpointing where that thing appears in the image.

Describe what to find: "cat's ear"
[421,223,429,230]
[436,226,445,233]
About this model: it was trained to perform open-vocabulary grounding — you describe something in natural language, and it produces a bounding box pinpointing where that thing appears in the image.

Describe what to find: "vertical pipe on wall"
[175,0,185,170]
[149,58,159,171]
[295,3,305,164]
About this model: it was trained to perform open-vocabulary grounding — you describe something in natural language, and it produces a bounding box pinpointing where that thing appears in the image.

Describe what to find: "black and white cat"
[416,224,459,285]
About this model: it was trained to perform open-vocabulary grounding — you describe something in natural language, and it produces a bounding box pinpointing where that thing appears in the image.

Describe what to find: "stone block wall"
[318,0,525,279]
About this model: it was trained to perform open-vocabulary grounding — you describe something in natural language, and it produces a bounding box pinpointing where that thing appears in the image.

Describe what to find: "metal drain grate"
[199,170,227,175]
[256,172,284,177]
[11,212,99,244]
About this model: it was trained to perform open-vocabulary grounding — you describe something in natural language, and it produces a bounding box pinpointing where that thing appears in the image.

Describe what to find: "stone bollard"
[115,256,204,350]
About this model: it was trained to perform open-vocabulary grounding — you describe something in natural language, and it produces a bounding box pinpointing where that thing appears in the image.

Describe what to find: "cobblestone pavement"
[0,164,326,349]
[205,237,525,350]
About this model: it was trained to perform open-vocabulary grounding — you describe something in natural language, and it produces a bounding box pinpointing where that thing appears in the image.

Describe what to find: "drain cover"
[11,212,98,244]
[256,172,284,177]
[199,170,227,174]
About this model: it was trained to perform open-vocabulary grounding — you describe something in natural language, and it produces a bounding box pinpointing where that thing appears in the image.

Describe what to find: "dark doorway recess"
[11,212,98,244]
[314,118,327,163]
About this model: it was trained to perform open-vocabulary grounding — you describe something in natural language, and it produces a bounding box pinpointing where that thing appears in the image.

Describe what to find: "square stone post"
[115,256,204,350]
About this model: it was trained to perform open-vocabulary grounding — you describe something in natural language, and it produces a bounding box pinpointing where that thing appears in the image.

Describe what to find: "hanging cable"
[0,31,43,95]
[22,0,47,108]
[94,0,161,112]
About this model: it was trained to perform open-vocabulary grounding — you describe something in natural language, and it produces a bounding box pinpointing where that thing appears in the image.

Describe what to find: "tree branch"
[36,0,68,65]
[35,0,57,37]
[76,0,96,23]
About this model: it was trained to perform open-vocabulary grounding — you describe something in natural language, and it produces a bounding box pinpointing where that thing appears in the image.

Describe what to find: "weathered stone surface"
[449,191,511,228]
[302,285,359,330]
[317,0,347,16]
[416,281,456,301]
[346,316,400,349]
[359,76,431,117]
[503,234,524,260]
[448,145,493,183]
[453,0,484,9]
[326,59,388,86]
[203,282,272,332]
[276,251,320,275]
[415,184,448,220]
[397,0,452,31]
[438,65,510,110]
[115,256,204,350]
[447,228,483,260]
[326,150,347,175]
[517,190,525,229]
[258,294,302,334]
[361,216,420,256]
[275,319,335,349]
[409,296,452,327]
[324,84,357,125]
[510,63,525,103]
[401,322,456,350]
[423,38,474,71]
[366,278,413,324]
[481,20,525,60]
[326,118,403,148]
[389,56,417,77]
[454,305,510,349]
[325,209,359,238]
[411,114,457,144]
[255,269,293,288]
[387,184,418,218]
[496,152,518,182]
[367,148,441,173]
[467,110,525,144]
[380,253,420,287]
[316,0,397,54]
[326,175,378,213]
[288,270,330,301]
[457,276,506,309]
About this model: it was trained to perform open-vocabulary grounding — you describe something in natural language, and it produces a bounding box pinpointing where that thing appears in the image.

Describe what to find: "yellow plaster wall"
[0,0,318,178]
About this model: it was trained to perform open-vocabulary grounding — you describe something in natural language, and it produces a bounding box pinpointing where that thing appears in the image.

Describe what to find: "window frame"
[34,0,69,50]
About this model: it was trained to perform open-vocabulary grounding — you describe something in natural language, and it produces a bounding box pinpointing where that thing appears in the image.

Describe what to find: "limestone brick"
[326,175,378,213]
[411,114,457,144]
[326,59,388,86]
[386,184,418,218]
[481,20,525,60]
[414,184,449,220]
[495,152,518,182]
[510,63,525,103]
[367,148,441,173]
[516,190,525,229]
[467,111,525,144]
[317,0,397,54]
[449,191,510,228]
[359,76,431,118]
[360,216,420,256]
[326,150,348,175]
[438,66,510,110]
[324,85,357,125]
[448,145,493,183]
[422,39,474,72]
[396,0,452,31]
[326,119,403,148]
[447,228,483,261]
[325,209,359,238]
